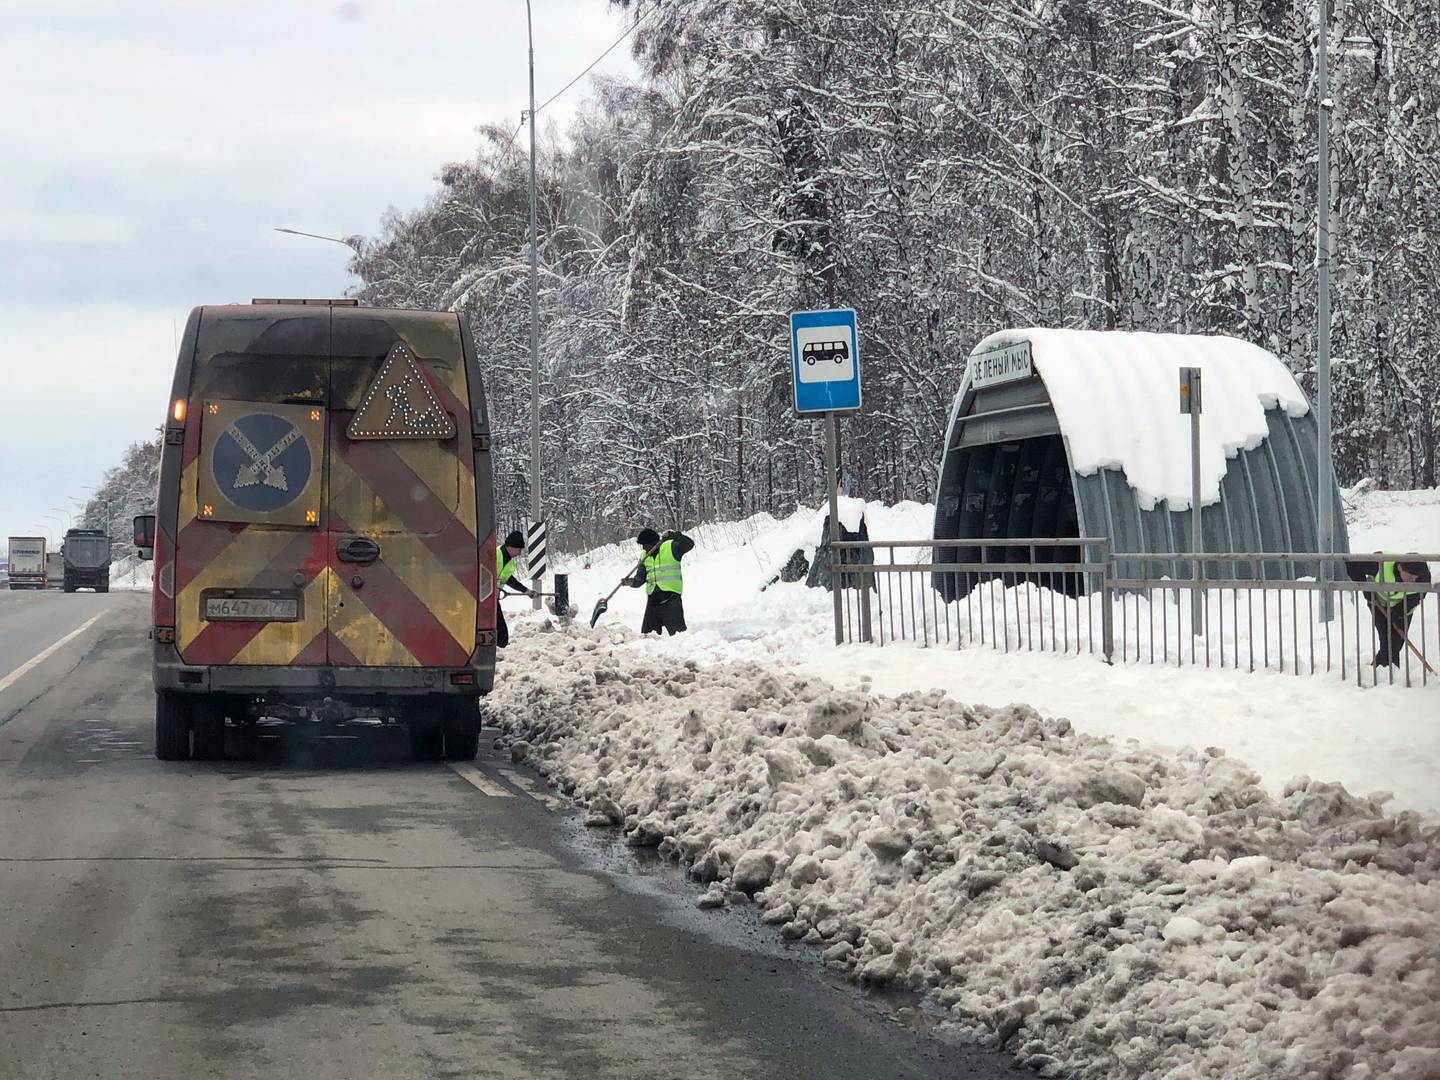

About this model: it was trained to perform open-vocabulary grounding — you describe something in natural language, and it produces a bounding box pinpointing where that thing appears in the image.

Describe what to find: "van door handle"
[337,537,380,564]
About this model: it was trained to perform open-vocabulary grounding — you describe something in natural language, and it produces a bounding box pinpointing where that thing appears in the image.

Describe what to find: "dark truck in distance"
[62,528,112,592]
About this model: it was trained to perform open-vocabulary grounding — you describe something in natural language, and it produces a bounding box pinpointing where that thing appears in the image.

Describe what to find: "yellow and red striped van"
[140,300,497,761]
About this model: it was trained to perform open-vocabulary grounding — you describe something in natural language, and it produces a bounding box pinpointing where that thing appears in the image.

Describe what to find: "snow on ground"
[1346,486,1440,554]
[489,631,1440,1079]
[109,555,152,591]
[535,489,1439,816]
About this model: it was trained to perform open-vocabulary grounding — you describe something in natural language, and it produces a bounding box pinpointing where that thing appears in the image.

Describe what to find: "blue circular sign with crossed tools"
[211,412,313,512]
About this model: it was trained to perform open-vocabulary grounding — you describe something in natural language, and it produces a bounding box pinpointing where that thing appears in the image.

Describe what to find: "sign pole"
[1316,0,1335,620]
[788,306,861,647]
[826,411,844,646]
[1180,368,1204,634]
[525,0,543,612]
[1190,386,1203,633]
[1180,377,1203,639]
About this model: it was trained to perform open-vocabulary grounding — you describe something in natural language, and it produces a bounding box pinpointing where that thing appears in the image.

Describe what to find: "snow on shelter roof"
[968,328,1310,511]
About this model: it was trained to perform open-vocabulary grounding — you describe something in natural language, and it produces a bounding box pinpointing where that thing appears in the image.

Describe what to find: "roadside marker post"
[790,309,862,646]
[526,520,547,611]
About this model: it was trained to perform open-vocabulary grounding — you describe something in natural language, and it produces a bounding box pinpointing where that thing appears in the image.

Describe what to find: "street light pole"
[1316,0,1335,618]
[524,0,543,611]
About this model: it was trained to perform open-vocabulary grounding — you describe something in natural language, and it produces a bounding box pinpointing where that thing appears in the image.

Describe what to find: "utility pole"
[525,0,543,611]
[1316,0,1335,617]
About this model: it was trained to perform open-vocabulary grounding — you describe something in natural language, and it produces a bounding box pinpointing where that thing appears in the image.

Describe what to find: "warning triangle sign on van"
[346,342,457,440]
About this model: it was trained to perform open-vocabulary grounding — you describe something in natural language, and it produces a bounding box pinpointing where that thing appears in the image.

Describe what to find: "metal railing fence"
[832,539,1439,689]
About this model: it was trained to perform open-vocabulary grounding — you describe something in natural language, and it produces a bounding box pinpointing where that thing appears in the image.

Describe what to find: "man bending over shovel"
[626,527,695,636]
[1347,555,1433,669]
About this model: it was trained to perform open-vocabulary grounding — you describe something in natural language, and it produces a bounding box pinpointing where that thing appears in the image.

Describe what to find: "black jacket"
[1345,557,1432,585]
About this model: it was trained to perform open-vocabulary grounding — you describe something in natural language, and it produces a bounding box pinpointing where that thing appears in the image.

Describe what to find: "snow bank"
[489,632,1440,1080]
[968,329,1310,510]
[109,555,153,591]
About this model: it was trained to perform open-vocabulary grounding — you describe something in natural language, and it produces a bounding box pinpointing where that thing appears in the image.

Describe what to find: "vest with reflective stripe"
[1373,562,1406,606]
[644,540,684,596]
[496,546,518,588]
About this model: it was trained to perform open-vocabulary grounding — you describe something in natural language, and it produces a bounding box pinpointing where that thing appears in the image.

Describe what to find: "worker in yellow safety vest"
[1347,555,1431,668]
[626,527,695,635]
[495,530,534,648]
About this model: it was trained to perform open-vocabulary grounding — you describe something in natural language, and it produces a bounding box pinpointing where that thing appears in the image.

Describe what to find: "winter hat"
[637,527,661,548]
[503,529,525,550]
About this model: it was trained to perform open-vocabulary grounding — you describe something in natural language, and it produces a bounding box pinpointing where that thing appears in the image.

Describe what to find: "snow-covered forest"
[79,436,161,562]
[347,0,1438,550]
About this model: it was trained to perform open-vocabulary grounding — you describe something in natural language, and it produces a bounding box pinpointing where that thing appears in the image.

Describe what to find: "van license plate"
[203,597,299,622]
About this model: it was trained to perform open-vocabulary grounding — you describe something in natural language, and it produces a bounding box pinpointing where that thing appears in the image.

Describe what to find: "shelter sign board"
[791,309,861,414]
[1179,366,1203,414]
[969,341,1033,389]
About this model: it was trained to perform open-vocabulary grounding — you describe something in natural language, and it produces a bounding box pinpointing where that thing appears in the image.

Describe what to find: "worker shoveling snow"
[488,630,1440,1080]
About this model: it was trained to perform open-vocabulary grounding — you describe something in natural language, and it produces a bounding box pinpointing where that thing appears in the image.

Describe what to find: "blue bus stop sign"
[791,308,861,414]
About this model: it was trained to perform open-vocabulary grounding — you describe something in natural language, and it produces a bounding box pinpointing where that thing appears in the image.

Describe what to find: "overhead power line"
[530,7,654,121]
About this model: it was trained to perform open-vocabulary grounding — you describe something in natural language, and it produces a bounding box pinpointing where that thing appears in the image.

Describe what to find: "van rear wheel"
[155,693,192,761]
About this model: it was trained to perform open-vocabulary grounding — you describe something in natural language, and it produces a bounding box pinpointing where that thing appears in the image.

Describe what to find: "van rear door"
[175,310,331,666]
[326,310,479,668]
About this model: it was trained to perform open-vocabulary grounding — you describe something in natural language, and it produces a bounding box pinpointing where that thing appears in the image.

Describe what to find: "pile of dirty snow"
[489,631,1440,1080]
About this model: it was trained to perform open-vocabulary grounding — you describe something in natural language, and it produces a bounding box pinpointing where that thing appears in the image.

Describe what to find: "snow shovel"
[1380,600,1438,676]
[589,540,663,627]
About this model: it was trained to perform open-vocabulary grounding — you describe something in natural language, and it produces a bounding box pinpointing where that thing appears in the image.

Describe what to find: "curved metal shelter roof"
[932,329,1348,587]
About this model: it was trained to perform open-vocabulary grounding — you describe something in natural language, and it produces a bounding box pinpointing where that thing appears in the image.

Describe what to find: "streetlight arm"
[274,227,360,250]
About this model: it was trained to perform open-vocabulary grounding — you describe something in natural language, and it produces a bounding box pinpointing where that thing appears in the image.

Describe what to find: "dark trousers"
[1370,598,1419,666]
[497,605,510,649]
[641,591,686,636]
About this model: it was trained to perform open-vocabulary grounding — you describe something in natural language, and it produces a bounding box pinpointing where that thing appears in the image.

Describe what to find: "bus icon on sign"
[802,340,849,366]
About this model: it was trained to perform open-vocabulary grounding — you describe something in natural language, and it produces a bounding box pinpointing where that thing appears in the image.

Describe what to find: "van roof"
[197,303,458,327]
[251,298,359,306]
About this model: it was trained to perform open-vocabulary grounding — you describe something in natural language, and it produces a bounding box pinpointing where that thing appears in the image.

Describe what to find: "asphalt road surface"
[0,590,1019,1080]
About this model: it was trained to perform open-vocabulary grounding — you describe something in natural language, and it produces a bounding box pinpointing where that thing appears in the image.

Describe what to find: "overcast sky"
[0,0,634,545]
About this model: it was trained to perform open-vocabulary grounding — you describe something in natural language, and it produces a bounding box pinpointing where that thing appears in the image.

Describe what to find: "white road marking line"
[493,766,566,810]
[0,613,107,695]
[448,762,514,798]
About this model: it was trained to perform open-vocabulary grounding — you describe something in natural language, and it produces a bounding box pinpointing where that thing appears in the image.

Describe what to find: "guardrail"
[831,539,1439,688]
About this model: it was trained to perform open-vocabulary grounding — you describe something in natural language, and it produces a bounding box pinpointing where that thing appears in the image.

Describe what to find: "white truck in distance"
[6,536,47,590]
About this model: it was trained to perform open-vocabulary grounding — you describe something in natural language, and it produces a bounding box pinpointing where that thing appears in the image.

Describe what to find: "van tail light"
[476,531,497,646]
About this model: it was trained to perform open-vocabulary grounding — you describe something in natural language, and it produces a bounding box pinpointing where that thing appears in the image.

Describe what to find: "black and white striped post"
[525,520,547,611]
